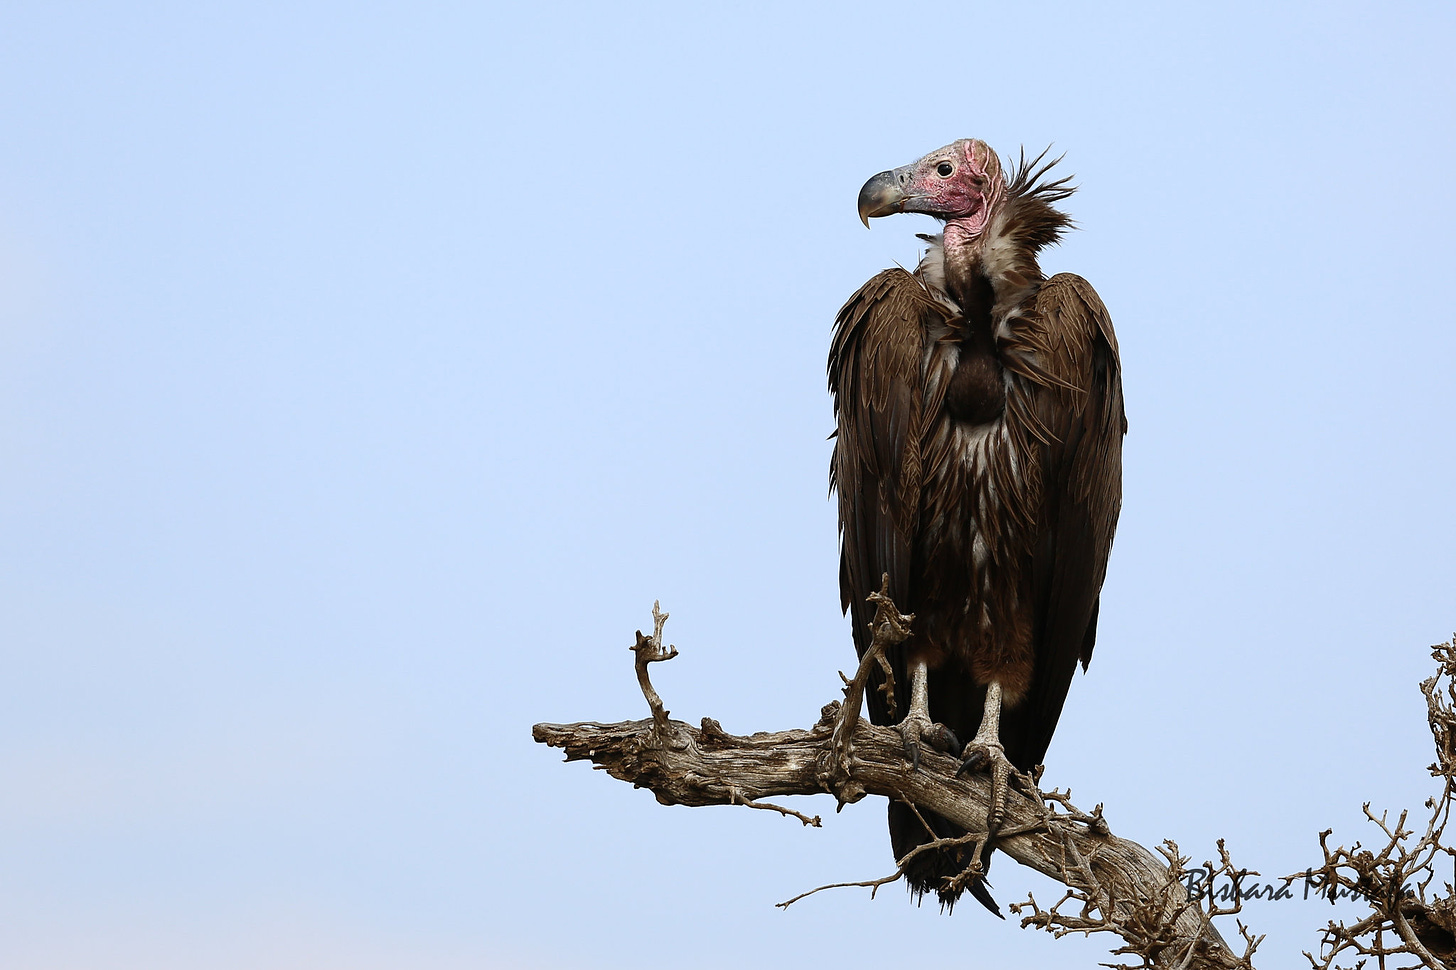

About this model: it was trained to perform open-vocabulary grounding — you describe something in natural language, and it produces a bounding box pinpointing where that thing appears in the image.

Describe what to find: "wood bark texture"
[535,699,1254,969]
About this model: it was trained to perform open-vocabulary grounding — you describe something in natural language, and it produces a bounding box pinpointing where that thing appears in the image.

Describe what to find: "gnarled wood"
[535,599,1260,969]
[533,711,1252,969]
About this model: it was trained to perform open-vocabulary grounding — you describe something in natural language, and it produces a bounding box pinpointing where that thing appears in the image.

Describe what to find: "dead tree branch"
[629,600,677,736]
[825,574,910,804]
[533,597,1258,970]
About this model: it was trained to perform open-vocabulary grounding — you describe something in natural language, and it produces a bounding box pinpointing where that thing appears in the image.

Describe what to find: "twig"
[825,574,912,803]
[1009,830,1260,970]
[777,823,987,908]
[1281,635,1456,969]
[730,788,822,827]
[629,600,678,735]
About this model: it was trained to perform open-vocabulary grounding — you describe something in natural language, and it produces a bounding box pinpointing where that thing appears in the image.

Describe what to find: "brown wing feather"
[829,268,951,724]
[997,273,1124,770]
[832,270,989,911]
[830,266,1121,914]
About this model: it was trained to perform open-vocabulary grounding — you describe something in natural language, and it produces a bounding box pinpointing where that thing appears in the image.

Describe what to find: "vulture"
[829,139,1125,912]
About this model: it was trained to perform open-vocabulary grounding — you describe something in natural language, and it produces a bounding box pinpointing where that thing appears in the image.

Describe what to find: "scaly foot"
[957,738,1013,830]
[898,714,960,771]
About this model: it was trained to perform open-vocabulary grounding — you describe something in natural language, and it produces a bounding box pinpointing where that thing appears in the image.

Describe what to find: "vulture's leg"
[898,658,960,770]
[957,681,1013,829]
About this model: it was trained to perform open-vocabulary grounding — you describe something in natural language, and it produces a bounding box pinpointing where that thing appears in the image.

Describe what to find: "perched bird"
[829,139,1125,912]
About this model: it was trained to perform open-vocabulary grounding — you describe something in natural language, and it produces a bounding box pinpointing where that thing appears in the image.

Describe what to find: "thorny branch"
[1279,636,1456,969]
[534,595,1257,969]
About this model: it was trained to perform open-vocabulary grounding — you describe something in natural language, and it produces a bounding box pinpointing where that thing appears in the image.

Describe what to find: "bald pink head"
[857,138,1007,236]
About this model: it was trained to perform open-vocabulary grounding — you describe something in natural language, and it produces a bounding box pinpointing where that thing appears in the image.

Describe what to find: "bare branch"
[1281,635,1456,969]
[729,787,822,827]
[534,599,1252,969]
[776,820,986,908]
[1009,837,1260,970]
[629,600,679,736]
[824,574,912,804]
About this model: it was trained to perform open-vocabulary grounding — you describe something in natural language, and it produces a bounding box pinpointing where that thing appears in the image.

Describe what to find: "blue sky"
[1,2,1453,967]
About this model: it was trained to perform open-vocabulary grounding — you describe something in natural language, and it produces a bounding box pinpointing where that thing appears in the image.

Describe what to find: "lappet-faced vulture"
[829,139,1125,912]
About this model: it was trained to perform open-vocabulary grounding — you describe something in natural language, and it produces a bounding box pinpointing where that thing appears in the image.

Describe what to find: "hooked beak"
[857,165,913,227]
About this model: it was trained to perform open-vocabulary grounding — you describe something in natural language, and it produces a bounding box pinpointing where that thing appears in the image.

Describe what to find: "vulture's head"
[857,138,1006,235]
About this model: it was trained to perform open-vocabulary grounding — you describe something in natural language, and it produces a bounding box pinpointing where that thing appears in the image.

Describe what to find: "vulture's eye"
[936,162,954,177]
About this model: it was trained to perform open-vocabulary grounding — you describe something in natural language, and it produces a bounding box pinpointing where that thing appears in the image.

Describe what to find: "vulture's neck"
[919,201,1057,333]
[942,210,1043,323]
[928,214,1039,427]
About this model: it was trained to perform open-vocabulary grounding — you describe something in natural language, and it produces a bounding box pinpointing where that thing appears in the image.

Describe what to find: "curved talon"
[956,739,1005,777]
[927,723,960,755]
[898,717,961,771]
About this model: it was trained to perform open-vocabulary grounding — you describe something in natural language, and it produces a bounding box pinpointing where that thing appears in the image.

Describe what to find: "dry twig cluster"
[1280,637,1456,969]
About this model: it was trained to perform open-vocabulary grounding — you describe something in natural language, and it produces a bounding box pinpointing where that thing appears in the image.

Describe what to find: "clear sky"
[1,2,1453,967]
